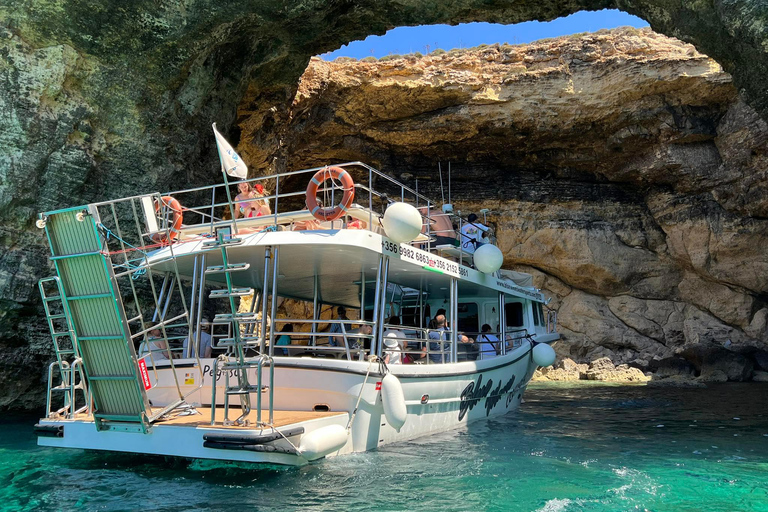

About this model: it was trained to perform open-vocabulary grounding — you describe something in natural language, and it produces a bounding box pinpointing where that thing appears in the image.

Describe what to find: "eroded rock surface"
[254,30,768,381]
[2,0,768,408]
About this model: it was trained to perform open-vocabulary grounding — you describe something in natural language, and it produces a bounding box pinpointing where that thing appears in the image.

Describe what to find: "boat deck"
[151,407,347,429]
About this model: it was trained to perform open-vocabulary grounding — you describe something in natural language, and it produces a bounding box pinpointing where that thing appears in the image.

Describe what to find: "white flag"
[212,123,247,179]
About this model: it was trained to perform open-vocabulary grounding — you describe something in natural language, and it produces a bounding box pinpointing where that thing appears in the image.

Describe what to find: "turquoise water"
[3,383,768,511]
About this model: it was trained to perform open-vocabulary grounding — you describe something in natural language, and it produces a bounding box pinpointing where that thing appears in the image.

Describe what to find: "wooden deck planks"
[151,407,347,429]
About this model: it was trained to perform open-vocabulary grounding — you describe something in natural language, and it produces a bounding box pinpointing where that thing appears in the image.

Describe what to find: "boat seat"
[434,244,473,264]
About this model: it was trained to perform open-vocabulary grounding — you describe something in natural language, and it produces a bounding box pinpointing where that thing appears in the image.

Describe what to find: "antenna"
[438,162,445,204]
[448,161,451,206]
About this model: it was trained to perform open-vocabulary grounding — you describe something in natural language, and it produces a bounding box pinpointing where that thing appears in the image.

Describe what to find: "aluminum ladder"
[39,276,88,419]
[205,231,273,426]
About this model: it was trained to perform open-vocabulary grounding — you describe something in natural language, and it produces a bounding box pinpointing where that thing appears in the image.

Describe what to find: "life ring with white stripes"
[305,166,355,222]
[152,196,183,243]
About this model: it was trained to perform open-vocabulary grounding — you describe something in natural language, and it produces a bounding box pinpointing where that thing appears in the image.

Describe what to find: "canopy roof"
[146,230,543,308]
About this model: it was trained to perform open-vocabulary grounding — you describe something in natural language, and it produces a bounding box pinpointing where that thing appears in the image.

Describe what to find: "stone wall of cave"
[1,0,768,408]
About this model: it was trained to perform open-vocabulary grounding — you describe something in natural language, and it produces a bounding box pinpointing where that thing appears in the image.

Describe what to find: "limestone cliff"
[240,28,768,377]
[2,0,768,409]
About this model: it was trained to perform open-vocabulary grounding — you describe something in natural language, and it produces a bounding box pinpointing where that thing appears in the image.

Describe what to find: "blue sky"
[322,10,648,60]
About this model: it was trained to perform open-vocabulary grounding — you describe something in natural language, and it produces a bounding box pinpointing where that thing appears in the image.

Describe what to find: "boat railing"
[153,161,441,247]
[266,318,376,361]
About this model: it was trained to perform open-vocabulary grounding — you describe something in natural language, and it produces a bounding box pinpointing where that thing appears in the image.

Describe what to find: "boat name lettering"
[458,374,517,420]
[202,364,241,382]
[484,376,516,414]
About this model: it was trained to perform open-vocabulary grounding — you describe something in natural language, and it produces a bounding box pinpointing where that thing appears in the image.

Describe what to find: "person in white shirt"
[182,319,213,358]
[477,324,500,359]
[383,332,402,365]
[459,213,489,255]
[139,326,169,360]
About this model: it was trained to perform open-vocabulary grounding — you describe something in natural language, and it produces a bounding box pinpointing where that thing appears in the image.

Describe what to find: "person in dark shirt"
[423,315,450,363]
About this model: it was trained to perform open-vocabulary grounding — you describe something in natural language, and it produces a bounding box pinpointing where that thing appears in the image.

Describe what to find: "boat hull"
[38,343,537,465]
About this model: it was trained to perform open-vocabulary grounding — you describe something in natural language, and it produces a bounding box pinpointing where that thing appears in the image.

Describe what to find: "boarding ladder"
[205,231,274,426]
[38,276,88,419]
[40,207,154,431]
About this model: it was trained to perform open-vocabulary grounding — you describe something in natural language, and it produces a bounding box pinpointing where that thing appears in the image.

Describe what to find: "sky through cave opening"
[320,9,648,60]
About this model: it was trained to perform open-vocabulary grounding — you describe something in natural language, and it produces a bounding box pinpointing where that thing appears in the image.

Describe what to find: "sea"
[2,382,767,512]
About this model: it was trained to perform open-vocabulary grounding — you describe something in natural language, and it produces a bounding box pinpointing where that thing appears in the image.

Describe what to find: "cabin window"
[505,302,524,328]
[533,303,545,326]
[457,302,479,334]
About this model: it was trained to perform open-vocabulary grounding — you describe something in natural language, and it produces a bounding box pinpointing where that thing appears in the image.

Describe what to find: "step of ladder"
[203,237,243,248]
[214,312,258,322]
[205,263,250,274]
[216,336,262,348]
[210,287,254,299]
[225,385,268,395]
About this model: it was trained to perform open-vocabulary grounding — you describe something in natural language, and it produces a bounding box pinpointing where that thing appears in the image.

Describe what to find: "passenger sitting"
[477,324,500,359]
[347,218,367,230]
[251,183,272,217]
[327,306,348,347]
[459,213,490,255]
[383,316,411,363]
[293,218,323,230]
[347,324,373,350]
[234,182,257,219]
[234,182,271,219]
[139,325,170,360]
[182,318,213,359]
[418,207,457,247]
[423,315,449,364]
[294,198,325,230]
[383,332,401,364]
[275,323,293,356]
[457,333,479,362]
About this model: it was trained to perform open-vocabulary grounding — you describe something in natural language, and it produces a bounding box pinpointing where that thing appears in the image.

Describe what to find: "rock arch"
[1,1,767,405]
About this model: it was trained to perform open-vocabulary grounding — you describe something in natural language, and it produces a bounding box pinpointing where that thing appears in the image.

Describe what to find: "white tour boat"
[33,143,558,466]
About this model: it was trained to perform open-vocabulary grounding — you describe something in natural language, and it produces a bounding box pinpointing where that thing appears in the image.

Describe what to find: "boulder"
[532,358,585,381]
[699,350,754,382]
[648,375,707,388]
[648,357,697,378]
[698,369,729,383]
[585,357,651,382]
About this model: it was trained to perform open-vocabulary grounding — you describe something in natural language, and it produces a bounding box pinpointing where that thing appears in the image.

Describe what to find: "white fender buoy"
[532,343,556,367]
[381,373,407,432]
[382,202,422,243]
[473,244,504,273]
[298,424,349,461]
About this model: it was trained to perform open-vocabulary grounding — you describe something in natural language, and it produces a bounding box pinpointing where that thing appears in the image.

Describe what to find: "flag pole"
[214,123,240,235]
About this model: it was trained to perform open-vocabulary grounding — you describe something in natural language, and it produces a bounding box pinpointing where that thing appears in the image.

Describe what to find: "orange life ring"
[305,166,355,222]
[152,196,183,243]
